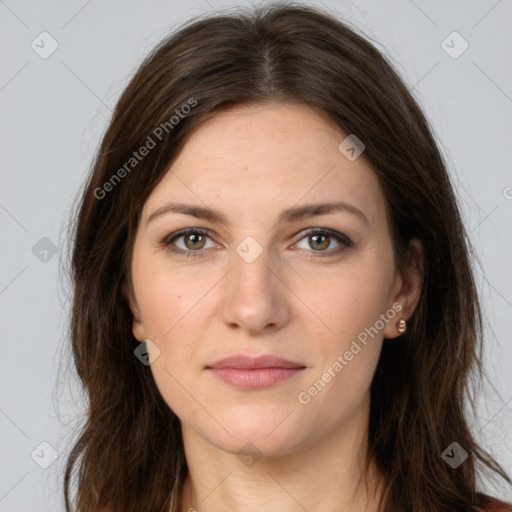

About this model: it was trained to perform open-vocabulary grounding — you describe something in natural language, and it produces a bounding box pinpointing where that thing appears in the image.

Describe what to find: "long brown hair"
[62,3,511,511]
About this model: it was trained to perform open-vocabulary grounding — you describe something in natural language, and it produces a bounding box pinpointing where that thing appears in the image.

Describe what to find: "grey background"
[1,0,511,510]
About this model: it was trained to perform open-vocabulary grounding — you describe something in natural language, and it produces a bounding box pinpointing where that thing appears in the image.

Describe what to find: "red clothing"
[482,496,512,511]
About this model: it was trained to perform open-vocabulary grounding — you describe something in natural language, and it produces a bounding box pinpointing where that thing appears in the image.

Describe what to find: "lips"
[207,354,305,370]
[206,354,306,389]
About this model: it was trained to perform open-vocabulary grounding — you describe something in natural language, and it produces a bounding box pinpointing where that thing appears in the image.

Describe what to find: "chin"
[213,428,303,459]
[193,409,306,458]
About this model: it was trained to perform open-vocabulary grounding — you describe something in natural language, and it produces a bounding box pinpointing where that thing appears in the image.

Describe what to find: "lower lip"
[207,367,304,389]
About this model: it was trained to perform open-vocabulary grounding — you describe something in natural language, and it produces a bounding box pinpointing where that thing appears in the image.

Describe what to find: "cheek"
[296,261,391,402]
[303,262,392,347]
[133,257,215,343]
[131,257,218,414]
[297,279,385,430]
[135,273,206,417]
[310,287,385,381]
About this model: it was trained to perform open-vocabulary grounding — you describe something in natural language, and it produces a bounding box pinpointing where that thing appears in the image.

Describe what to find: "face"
[128,103,419,458]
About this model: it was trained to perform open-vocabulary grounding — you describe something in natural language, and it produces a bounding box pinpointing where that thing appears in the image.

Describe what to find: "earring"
[397,318,407,334]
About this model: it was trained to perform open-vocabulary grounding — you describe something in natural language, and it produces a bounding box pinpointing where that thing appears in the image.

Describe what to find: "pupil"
[311,234,328,250]
[187,233,203,249]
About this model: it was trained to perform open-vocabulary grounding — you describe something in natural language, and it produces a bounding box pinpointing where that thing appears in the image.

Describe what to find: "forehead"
[141,103,386,229]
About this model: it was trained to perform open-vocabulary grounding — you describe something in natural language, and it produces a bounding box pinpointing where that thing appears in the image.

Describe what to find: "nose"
[221,246,290,335]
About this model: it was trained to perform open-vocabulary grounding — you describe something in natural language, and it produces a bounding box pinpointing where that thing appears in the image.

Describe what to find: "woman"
[63,3,512,511]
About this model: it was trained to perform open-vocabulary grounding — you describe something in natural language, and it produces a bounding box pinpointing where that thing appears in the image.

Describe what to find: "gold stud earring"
[397,318,407,334]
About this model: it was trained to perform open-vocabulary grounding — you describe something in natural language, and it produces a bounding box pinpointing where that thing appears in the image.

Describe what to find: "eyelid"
[162,227,213,245]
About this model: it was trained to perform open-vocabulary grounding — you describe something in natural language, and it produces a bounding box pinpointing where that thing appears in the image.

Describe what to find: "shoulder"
[479,495,512,512]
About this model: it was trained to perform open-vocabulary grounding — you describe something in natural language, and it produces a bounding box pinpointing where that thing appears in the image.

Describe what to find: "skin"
[127,103,423,512]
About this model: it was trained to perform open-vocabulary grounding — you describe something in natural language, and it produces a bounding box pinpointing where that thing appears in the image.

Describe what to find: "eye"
[162,227,352,258]
[294,228,352,255]
[162,228,217,258]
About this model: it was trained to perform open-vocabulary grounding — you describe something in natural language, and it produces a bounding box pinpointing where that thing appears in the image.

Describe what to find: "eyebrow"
[146,200,370,228]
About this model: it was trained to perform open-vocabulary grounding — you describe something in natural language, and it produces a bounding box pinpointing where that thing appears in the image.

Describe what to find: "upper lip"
[207,354,305,370]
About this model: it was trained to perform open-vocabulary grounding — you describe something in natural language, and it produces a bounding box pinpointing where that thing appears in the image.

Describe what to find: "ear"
[122,280,146,342]
[383,237,424,339]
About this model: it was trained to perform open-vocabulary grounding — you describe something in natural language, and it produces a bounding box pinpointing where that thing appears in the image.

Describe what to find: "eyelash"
[161,228,353,259]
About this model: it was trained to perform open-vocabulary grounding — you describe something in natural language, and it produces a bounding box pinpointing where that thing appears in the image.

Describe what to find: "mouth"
[206,354,306,390]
